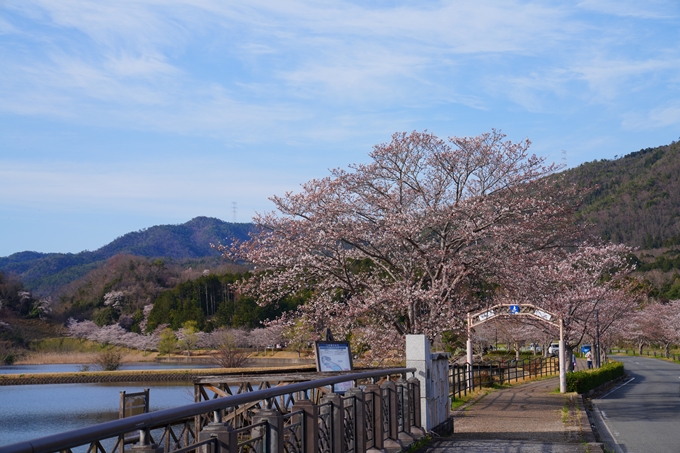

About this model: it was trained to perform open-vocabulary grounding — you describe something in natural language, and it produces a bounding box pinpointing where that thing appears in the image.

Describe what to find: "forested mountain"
[0,217,254,295]
[53,254,260,330]
[559,140,680,300]
[563,140,680,249]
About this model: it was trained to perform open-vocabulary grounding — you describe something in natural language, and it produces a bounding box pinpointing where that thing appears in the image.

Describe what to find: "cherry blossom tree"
[248,325,284,352]
[220,130,592,345]
[67,318,161,352]
[624,301,680,357]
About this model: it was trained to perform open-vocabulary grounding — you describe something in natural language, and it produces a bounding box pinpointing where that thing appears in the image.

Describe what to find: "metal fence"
[0,368,423,453]
[449,357,559,400]
[610,348,679,361]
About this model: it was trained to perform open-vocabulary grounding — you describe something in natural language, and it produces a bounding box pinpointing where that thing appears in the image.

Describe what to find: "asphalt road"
[591,355,680,453]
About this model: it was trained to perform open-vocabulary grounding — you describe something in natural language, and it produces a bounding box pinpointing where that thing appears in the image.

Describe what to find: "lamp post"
[595,309,601,368]
[467,313,473,389]
[559,317,566,394]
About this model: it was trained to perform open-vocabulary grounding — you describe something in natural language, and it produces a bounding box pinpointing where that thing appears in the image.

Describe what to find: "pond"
[0,381,199,447]
[0,363,215,448]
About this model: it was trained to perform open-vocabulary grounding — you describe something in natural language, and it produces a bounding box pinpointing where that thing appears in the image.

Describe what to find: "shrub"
[95,348,124,371]
[1,348,16,365]
[213,330,249,368]
[566,361,624,394]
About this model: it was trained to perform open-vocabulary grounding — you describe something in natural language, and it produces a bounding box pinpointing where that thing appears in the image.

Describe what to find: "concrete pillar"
[406,335,431,431]
[405,334,450,433]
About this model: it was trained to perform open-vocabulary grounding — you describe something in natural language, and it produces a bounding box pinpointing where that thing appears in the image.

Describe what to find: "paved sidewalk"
[425,377,601,453]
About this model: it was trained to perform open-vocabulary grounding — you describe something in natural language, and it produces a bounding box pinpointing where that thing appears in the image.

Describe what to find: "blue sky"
[1,0,679,257]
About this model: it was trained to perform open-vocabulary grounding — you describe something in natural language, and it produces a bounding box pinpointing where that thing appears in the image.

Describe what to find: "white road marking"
[599,377,636,399]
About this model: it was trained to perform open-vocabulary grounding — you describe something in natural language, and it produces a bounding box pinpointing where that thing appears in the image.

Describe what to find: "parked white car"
[548,343,560,356]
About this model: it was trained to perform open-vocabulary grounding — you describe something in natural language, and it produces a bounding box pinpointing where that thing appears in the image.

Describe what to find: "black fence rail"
[0,368,423,453]
[449,357,559,400]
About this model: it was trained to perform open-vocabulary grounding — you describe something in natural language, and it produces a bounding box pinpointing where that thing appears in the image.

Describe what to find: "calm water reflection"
[0,375,201,447]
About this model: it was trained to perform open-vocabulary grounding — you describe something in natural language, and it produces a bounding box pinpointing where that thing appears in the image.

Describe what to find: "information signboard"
[315,341,353,393]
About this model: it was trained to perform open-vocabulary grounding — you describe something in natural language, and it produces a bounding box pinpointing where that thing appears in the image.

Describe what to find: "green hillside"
[564,140,680,249]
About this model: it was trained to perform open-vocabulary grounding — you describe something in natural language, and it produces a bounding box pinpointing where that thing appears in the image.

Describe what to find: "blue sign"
[509,305,520,314]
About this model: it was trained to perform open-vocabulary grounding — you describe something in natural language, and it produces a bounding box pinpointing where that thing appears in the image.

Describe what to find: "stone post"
[252,409,284,453]
[363,384,385,453]
[320,393,344,453]
[290,400,318,453]
[345,387,367,453]
[381,380,402,451]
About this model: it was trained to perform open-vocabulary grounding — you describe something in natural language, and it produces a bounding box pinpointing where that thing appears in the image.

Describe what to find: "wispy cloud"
[622,104,680,130]
[1,0,679,255]
[577,0,679,19]
[0,0,582,135]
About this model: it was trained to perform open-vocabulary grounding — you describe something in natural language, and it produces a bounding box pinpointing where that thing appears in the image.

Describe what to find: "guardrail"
[0,368,423,453]
[449,357,559,400]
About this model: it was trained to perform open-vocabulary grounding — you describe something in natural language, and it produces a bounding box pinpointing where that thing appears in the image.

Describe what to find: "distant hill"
[0,217,254,295]
[562,140,680,249]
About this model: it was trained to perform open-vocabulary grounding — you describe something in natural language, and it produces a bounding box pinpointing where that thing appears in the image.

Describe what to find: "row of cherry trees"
[67,318,284,354]
[218,130,644,360]
[615,300,680,357]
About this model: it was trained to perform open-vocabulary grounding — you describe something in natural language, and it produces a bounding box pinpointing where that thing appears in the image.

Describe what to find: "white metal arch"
[466,303,566,393]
